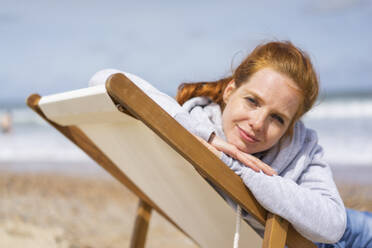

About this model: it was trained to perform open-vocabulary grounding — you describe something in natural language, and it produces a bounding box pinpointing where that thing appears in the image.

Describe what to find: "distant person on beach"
[1,110,12,134]
[90,41,372,247]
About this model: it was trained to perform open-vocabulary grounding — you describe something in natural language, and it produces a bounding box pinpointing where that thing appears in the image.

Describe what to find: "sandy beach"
[0,168,196,248]
[0,165,371,248]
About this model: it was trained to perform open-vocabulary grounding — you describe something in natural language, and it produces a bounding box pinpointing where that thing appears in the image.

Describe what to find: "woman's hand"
[209,134,277,176]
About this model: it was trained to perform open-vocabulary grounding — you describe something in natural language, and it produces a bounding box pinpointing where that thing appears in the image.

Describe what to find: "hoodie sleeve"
[220,144,346,244]
[89,69,215,142]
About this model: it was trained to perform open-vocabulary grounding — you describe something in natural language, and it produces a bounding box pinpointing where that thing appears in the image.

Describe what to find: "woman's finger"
[234,153,261,173]
[210,136,238,156]
[215,144,264,174]
[208,134,276,176]
[209,136,276,176]
[237,152,277,176]
[249,154,277,175]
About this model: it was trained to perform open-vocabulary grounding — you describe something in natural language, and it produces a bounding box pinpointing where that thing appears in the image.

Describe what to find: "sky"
[1,0,372,105]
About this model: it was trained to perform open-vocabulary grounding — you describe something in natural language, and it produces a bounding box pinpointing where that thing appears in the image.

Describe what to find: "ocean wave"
[0,131,91,163]
[305,99,372,119]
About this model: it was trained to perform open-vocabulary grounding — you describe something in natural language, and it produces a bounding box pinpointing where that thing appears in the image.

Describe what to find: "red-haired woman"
[90,41,372,247]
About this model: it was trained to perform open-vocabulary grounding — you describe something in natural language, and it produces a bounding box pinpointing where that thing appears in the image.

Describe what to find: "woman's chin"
[234,141,257,154]
[227,135,260,154]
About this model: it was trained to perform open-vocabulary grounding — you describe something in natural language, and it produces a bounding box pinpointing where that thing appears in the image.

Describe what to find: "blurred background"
[1,0,371,247]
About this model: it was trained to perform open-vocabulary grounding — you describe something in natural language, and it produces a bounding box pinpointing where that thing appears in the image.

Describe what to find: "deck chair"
[27,73,316,248]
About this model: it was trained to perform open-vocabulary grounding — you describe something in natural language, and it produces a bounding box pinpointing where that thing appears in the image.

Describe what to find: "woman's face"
[222,68,301,154]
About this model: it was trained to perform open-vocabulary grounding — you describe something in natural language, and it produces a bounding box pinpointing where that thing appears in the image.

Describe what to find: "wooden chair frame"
[27,73,316,248]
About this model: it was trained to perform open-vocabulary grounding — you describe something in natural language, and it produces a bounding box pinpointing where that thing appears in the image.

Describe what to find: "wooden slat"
[262,213,288,248]
[26,93,197,246]
[287,225,317,248]
[130,199,152,248]
[105,73,316,248]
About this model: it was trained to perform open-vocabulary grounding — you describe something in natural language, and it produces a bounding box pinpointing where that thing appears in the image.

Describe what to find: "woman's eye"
[246,97,257,106]
[272,114,284,125]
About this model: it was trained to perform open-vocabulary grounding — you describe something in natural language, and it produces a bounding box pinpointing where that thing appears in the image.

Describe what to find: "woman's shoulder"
[88,69,186,117]
[182,97,222,123]
[89,69,122,86]
[272,121,321,164]
[88,69,159,93]
[294,121,319,146]
[182,96,215,111]
[270,121,326,179]
[181,96,224,136]
[291,121,326,167]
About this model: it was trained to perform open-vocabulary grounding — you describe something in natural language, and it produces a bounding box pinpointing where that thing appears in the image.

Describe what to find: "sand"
[0,167,371,248]
[0,171,196,248]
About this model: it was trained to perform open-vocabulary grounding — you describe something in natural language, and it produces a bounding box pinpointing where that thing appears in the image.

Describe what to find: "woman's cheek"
[265,128,283,149]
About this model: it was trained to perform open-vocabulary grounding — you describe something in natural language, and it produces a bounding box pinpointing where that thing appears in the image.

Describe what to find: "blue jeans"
[316,208,372,248]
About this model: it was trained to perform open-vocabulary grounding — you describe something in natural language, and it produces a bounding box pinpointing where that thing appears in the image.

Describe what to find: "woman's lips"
[237,126,259,143]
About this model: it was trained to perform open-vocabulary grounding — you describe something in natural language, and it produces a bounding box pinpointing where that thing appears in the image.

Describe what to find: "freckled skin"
[222,68,301,154]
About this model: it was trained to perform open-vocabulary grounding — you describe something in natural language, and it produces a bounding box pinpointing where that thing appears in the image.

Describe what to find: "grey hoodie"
[90,69,347,244]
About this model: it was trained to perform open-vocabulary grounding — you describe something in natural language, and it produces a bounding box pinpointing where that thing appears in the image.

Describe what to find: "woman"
[89,41,371,247]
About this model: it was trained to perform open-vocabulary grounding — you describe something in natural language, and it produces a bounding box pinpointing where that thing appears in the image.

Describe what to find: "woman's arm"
[218,144,346,243]
[199,132,346,243]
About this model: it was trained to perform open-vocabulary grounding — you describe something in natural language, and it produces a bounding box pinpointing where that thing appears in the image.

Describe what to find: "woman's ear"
[223,80,236,103]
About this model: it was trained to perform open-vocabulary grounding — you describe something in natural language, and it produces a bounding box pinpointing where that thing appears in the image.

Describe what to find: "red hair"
[176,41,319,138]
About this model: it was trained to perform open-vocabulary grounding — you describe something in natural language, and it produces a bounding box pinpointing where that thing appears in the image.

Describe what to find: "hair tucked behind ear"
[176,76,233,107]
[176,41,319,139]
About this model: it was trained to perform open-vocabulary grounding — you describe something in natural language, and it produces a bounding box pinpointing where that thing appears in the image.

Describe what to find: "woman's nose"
[250,110,266,133]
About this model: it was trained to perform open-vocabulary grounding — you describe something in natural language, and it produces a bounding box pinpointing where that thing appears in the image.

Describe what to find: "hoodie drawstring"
[233,205,242,248]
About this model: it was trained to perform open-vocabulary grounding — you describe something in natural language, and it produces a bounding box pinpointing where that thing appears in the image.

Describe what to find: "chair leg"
[130,199,153,248]
[262,213,289,248]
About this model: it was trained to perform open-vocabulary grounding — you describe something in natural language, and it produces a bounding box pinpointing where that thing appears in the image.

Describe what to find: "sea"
[1,94,372,184]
